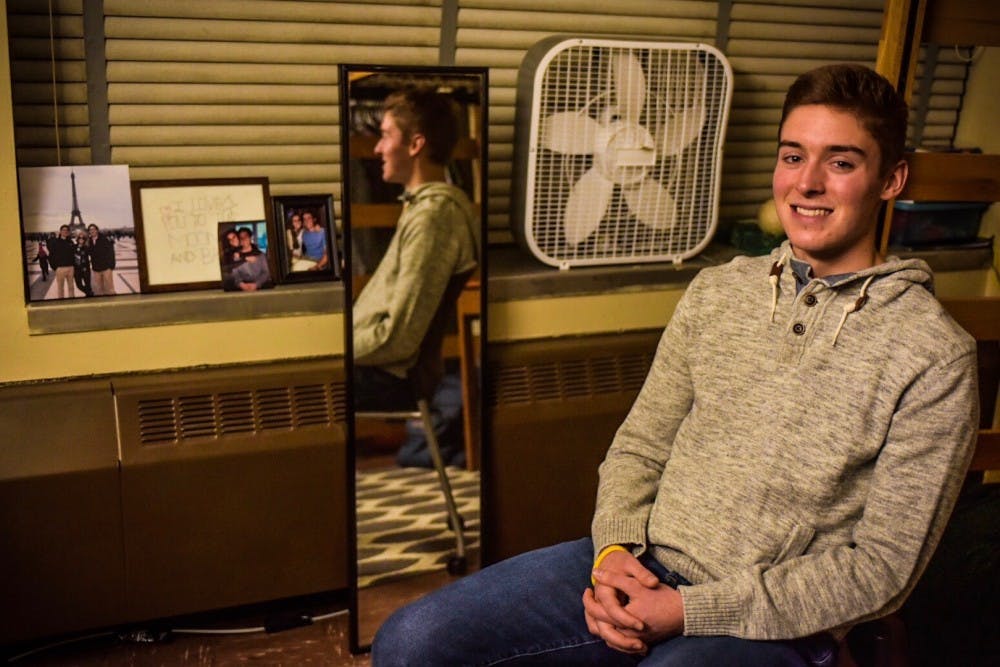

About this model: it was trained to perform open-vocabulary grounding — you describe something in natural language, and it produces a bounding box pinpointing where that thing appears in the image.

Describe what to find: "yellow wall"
[0,9,344,385]
[488,286,685,342]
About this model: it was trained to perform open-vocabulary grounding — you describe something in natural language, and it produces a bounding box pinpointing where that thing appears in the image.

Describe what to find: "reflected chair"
[355,269,475,575]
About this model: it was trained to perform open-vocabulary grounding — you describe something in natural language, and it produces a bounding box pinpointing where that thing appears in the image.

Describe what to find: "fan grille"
[518,40,732,267]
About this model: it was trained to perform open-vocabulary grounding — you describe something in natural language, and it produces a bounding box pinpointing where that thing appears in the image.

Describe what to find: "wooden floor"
[6,433,469,665]
[5,561,473,666]
[6,594,370,666]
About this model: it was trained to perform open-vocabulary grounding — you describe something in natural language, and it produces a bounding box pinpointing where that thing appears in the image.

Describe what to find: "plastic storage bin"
[889,200,987,247]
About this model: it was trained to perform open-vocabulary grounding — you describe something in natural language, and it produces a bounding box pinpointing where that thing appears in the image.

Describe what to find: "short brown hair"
[383,87,460,166]
[779,64,908,176]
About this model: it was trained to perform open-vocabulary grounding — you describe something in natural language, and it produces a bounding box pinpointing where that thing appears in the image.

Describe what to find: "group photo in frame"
[272,194,341,283]
[131,177,274,293]
[17,165,137,302]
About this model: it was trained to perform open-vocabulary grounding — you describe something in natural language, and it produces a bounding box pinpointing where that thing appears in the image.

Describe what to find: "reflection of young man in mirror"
[372,65,979,666]
[352,87,479,409]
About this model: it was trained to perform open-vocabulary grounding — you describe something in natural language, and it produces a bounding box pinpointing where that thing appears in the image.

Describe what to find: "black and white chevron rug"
[355,466,480,588]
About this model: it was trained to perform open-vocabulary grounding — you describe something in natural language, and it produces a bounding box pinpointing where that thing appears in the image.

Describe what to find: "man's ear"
[880,159,908,201]
[408,132,426,158]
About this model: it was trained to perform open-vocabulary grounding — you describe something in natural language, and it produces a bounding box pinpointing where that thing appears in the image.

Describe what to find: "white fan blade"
[612,53,646,124]
[657,104,706,157]
[542,112,601,154]
[564,168,614,245]
[624,178,677,230]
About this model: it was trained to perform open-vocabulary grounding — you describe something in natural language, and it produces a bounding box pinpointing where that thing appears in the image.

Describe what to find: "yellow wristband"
[591,544,628,585]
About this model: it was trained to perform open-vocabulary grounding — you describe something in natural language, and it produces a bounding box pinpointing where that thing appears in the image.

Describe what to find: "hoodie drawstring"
[769,252,790,322]
[831,274,874,346]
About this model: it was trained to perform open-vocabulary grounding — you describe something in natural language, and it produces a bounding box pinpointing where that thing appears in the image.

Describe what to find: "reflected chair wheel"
[447,555,467,575]
[447,514,465,532]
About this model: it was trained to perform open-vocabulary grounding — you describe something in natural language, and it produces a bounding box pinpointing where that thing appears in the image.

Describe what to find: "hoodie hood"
[766,240,935,345]
[403,182,480,264]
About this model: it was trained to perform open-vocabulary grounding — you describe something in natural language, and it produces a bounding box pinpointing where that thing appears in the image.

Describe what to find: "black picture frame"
[272,194,341,283]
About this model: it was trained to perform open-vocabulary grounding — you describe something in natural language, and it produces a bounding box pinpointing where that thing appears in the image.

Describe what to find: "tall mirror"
[339,65,488,652]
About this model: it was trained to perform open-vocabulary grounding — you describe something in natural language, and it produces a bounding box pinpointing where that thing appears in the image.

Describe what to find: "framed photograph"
[272,194,341,283]
[131,177,274,293]
[17,165,137,302]
[218,220,275,292]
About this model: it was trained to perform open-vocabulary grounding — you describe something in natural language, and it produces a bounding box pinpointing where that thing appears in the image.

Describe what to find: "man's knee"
[371,598,449,666]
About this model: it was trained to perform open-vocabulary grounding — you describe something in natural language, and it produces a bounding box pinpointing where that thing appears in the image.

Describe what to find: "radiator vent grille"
[489,351,654,407]
[136,381,347,446]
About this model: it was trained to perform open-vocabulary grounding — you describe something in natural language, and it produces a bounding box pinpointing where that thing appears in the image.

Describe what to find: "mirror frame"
[339,63,489,654]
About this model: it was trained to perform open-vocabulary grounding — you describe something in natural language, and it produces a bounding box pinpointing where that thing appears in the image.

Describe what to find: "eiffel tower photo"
[67,170,86,234]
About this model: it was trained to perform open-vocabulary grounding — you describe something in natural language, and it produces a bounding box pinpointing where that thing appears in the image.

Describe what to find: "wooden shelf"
[899,152,1000,201]
[924,0,1000,46]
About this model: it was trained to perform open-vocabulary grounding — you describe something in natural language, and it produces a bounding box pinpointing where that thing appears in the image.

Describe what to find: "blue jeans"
[372,538,838,666]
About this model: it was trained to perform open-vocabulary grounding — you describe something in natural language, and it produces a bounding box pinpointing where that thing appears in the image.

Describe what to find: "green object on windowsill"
[729,220,785,256]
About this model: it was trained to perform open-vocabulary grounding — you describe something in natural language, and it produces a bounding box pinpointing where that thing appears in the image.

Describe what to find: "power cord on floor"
[5,608,349,663]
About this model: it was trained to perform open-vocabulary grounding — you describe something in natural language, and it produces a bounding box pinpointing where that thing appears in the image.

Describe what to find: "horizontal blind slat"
[103,0,441,22]
[108,83,337,104]
[111,105,340,125]
[112,144,339,166]
[104,17,441,43]
[111,125,340,146]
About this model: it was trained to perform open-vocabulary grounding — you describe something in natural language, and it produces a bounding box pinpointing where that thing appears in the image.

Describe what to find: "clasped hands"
[582,549,685,656]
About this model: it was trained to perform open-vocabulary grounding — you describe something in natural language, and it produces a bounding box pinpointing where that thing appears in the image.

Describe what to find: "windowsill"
[486,241,995,302]
[486,242,740,302]
[27,282,345,335]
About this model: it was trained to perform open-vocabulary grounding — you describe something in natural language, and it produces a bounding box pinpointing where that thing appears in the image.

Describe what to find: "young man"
[47,225,76,298]
[87,223,116,295]
[371,65,979,666]
[296,210,329,271]
[352,87,479,409]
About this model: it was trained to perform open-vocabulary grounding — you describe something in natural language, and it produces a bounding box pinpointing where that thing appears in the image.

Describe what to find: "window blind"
[104,0,442,199]
[6,0,975,243]
[8,0,90,166]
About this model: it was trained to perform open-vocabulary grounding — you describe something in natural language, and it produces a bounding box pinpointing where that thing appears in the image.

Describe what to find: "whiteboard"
[133,179,270,291]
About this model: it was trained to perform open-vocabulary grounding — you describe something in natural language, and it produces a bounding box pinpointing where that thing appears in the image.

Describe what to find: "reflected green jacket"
[353,182,478,377]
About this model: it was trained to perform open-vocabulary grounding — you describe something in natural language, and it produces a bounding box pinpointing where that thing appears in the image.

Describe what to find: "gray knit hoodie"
[353,182,479,377]
[592,241,979,640]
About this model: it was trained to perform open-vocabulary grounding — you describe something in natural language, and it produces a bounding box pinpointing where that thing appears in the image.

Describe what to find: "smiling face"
[773,104,907,277]
[374,111,414,186]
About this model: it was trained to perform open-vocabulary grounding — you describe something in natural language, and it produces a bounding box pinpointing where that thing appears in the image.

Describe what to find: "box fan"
[512,37,732,268]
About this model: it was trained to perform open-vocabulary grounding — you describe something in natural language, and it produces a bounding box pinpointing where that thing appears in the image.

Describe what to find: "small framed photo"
[218,220,275,292]
[131,177,273,293]
[272,194,341,283]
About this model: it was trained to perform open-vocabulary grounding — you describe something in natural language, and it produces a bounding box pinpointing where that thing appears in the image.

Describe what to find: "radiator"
[0,358,348,644]
[484,330,660,563]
